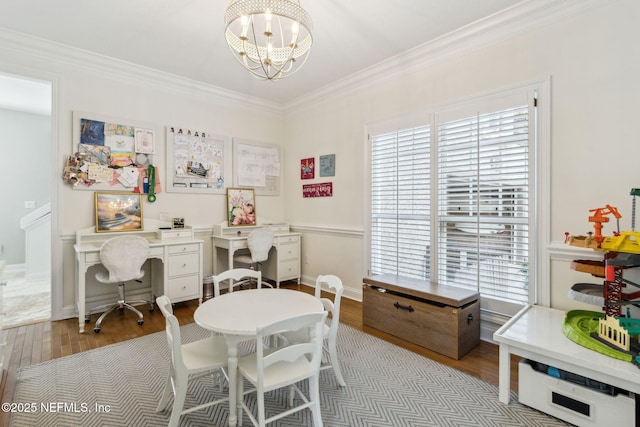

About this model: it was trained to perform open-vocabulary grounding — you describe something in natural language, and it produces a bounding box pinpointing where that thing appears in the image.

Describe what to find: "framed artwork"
[301,157,314,179]
[227,188,256,227]
[319,154,336,177]
[233,138,281,195]
[94,192,143,233]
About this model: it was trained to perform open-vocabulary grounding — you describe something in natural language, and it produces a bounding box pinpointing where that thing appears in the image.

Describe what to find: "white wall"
[0,31,286,319]
[0,0,636,320]
[283,1,640,309]
[0,108,50,264]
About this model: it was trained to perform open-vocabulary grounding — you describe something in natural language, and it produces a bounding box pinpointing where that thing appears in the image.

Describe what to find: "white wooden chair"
[236,311,328,427]
[88,235,153,333]
[233,228,275,288]
[281,274,347,387]
[213,268,266,297]
[155,295,229,427]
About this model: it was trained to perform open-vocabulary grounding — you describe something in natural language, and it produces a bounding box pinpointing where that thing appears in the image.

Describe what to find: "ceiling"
[0,0,525,110]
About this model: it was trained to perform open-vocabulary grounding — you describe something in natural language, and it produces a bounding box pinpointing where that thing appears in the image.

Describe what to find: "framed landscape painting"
[95,192,143,232]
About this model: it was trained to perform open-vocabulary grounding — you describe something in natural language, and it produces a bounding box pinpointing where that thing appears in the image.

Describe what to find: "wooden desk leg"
[498,344,511,404]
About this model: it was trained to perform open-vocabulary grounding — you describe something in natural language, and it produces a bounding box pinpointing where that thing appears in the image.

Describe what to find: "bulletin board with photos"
[65,111,161,193]
[165,126,232,194]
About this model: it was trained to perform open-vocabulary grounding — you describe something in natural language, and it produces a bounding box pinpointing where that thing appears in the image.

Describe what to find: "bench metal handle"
[394,301,414,312]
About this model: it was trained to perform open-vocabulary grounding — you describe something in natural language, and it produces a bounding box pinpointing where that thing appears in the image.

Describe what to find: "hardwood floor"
[0,283,519,426]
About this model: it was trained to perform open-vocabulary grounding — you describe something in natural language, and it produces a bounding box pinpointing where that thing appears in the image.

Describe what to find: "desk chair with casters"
[87,235,154,333]
[237,311,328,427]
[281,274,347,387]
[233,228,274,288]
[155,295,229,427]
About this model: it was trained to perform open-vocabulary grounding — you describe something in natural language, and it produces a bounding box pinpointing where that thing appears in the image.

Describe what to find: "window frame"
[365,79,551,318]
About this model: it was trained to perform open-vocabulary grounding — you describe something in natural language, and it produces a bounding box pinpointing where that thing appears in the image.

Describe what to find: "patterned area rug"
[11,323,570,426]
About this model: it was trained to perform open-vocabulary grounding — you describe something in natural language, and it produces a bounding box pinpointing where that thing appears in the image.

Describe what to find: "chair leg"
[121,303,144,324]
[309,374,323,427]
[156,374,173,412]
[257,388,266,427]
[168,379,187,427]
[327,340,346,387]
[288,384,295,407]
[94,303,119,331]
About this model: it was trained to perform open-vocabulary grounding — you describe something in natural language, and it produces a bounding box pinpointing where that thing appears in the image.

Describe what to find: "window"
[369,86,540,315]
[370,126,431,279]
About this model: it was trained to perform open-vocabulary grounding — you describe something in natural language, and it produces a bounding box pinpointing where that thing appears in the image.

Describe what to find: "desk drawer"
[167,275,200,301]
[277,235,299,245]
[168,253,199,276]
[278,259,300,279]
[149,246,164,258]
[168,243,199,254]
[232,240,248,249]
[277,241,300,260]
[84,252,101,263]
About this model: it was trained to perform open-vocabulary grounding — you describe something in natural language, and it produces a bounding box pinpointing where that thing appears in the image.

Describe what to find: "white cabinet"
[263,234,301,287]
[152,241,203,304]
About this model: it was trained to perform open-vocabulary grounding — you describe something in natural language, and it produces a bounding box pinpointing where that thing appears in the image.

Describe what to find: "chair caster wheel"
[138,320,144,325]
[93,328,101,333]
[85,318,91,323]
[149,307,154,312]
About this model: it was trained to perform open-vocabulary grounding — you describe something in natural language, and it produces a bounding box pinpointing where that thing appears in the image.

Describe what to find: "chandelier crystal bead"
[224,0,313,81]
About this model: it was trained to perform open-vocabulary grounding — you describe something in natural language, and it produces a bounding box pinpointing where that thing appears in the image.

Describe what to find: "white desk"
[74,223,203,333]
[493,304,640,404]
[212,231,301,287]
[194,288,323,427]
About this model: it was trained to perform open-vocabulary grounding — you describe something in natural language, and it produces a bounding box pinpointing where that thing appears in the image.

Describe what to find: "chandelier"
[224,0,313,81]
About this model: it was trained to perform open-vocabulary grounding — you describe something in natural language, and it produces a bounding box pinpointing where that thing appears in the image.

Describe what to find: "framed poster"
[227,188,256,226]
[94,192,143,233]
[233,138,280,196]
[319,154,336,177]
[166,126,232,194]
[301,157,314,179]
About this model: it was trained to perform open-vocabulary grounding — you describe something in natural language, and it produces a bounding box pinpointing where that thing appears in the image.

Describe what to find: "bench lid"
[363,273,479,307]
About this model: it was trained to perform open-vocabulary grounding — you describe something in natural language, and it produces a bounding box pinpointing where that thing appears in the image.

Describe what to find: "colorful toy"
[564,189,640,365]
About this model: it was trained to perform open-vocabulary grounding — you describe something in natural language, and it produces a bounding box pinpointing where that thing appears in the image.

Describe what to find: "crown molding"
[283,0,598,114]
[0,28,284,118]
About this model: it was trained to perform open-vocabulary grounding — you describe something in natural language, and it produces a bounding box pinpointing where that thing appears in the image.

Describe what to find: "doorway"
[0,73,52,327]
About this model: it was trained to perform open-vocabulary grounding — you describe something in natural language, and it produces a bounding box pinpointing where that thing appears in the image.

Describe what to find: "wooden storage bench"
[363,273,480,360]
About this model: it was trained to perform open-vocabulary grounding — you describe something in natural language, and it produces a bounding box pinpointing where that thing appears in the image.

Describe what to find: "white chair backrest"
[156,295,173,318]
[247,228,274,263]
[213,268,262,297]
[156,295,185,371]
[165,313,185,371]
[98,235,149,283]
[256,311,327,377]
[315,274,344,326]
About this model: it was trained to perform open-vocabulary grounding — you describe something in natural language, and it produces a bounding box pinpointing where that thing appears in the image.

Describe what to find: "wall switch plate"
[24,201,36,208]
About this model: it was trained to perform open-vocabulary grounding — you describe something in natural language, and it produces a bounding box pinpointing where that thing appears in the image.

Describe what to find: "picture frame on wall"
[301,157,315,179]
[94,192,143,233]
[319,154,336,177]
[227,188,256,227]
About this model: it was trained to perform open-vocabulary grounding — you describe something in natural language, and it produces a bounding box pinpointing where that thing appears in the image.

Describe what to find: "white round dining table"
[194,288,324,427]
